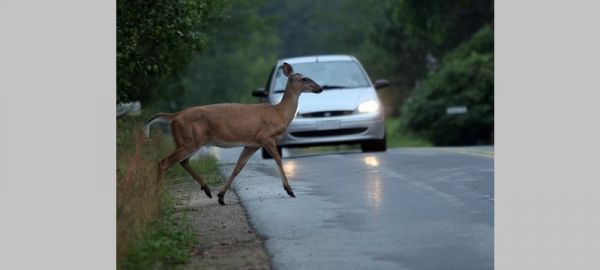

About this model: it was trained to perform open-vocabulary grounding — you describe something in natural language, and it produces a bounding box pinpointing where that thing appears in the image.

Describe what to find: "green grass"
[385,117,432,148]
[121,196,196,270]
[117,116,223,270]
[166,155,223,186]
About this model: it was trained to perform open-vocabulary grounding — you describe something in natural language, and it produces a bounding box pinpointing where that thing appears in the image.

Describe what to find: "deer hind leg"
[156,120,203,190]
[156,147,195,187]
[262,141,295,198]
[180,158,212,198]
[217,146,259,205]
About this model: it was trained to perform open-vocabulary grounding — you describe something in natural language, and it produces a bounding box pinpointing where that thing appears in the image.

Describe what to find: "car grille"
[300,110,354,118]
[290,128,368,137]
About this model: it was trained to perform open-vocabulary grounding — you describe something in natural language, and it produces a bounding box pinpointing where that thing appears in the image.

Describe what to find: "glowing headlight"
[357,100,380,113]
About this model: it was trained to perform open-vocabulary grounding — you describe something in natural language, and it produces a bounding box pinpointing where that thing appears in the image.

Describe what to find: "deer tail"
[144,113,177,139]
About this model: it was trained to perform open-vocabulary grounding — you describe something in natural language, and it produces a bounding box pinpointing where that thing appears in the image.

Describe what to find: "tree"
[180,0,281,107]
[373,0,494,115]
[389,0,493,56]
[402,26,494,145]
[179,0,395,108]
[117,0,229,104]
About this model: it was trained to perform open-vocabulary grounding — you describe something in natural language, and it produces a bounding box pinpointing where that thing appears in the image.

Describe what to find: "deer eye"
[301,77,308,82]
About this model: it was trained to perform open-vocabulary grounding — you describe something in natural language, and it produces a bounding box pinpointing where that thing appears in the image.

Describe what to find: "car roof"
[277,55,356,65]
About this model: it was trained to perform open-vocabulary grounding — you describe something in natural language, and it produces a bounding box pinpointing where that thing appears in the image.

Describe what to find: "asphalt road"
[212,146,494,270]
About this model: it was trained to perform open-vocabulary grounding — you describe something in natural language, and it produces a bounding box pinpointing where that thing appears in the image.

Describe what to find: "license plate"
[316,120,340,130]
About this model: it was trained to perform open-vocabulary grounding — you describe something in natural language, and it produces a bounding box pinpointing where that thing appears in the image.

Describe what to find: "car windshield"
[271,61,370,93]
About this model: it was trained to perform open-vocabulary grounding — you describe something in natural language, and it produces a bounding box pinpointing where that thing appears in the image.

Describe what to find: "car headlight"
[357,100,380,113]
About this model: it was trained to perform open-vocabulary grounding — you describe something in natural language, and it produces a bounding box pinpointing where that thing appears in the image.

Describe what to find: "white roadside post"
[446,106,468,115]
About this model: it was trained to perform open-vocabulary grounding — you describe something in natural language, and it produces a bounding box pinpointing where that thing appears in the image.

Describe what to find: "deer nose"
[315,87,323,93]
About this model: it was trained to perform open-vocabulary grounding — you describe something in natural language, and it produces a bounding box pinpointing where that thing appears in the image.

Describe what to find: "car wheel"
[361,134,387,152]
[262,146,283,159]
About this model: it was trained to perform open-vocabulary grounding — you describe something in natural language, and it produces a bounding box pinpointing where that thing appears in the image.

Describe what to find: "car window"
[271,61,370,93]
[265,65,275,90]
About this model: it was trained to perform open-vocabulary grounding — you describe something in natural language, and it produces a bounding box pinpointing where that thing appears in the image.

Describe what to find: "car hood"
[271,87,375,113]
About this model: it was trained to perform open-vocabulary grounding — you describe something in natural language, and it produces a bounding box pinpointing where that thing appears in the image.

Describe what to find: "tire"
[361,134,387,152]
[262,146,283,159]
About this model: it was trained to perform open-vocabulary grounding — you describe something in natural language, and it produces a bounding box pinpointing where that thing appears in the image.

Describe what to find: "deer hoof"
[286,189,296,198]
[217,192,226,205]
[202,186,212,198]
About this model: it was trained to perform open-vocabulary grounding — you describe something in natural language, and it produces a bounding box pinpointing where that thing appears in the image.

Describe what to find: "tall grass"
[117,117,221,269]
[117,119,168,266]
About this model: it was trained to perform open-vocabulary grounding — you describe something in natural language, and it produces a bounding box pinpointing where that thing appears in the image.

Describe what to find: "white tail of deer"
[144,63,323,205]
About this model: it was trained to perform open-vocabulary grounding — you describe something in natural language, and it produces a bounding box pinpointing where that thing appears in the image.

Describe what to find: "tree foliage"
[402,26,494,145]
[117,0,229,104]
[178,0,390,107]
[178,0,280,107]
[374,0,494,115]
[390,0,493,53]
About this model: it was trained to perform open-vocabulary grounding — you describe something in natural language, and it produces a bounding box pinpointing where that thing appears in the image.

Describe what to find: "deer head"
[282,62,323,94]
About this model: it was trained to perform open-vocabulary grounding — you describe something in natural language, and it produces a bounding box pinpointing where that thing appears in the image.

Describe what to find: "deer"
[144,62,323,205]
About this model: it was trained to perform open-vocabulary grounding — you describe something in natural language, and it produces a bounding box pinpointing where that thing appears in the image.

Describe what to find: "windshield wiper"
[274,85,353,93]
[321,85,351,90]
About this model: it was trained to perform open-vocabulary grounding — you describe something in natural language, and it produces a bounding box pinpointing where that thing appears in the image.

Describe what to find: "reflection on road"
[283,160,297,178]
[363,155,382,211]
[364,156,379,167]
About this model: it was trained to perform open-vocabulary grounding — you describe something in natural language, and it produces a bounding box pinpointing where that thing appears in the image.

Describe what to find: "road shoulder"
[170,180,271,270]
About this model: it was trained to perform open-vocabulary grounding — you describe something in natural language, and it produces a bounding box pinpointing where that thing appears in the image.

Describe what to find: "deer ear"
[282,62,293,77]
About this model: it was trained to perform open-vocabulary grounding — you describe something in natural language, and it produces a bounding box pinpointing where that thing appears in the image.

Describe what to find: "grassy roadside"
[117,116,222,270]
[385,117,432,148]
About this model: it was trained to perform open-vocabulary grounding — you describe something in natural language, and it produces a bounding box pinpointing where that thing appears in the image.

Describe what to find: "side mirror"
[252,87,268,97]
[373,79,390,90]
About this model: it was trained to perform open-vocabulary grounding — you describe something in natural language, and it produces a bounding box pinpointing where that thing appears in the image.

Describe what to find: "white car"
[252,55,389,159]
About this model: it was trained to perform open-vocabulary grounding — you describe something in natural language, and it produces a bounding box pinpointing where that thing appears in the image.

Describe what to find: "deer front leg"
[262,141,295,198]
[180,158,212,198]
[217,146,259,205]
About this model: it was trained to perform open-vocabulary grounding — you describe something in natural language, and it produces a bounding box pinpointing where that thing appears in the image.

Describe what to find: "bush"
[402,26,494,146]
